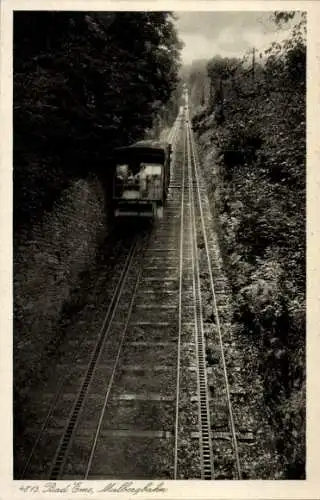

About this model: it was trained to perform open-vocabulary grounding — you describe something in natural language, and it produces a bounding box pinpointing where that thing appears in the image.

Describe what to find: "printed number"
[19,486,39,493]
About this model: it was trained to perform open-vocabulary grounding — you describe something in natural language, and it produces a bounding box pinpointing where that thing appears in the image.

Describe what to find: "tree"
[13,11,182,228]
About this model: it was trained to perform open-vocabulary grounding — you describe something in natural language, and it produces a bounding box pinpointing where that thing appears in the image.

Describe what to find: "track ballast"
[17,104,247,480]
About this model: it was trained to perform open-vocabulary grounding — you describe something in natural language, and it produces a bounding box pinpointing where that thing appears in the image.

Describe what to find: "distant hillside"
[179,60,210,114]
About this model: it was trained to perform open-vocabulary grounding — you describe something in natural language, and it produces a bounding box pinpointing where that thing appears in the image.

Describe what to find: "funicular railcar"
[112,140,171,218]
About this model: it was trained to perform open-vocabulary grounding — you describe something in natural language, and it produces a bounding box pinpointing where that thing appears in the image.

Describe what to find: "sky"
[175,11,295,64]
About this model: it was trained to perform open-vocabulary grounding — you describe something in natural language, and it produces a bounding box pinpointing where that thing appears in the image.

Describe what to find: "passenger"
[146,175,151,198]
[134,172,140,186]
[140,174,147,195]
[154,174,161,198]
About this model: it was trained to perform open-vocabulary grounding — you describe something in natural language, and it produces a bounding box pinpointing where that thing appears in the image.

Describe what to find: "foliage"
[207,56,241,83]
[14,11,182,229]
[180,60,210,112]
[193,11,306,478]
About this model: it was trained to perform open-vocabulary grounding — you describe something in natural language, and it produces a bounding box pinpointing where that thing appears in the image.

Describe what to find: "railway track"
[18,227,151,479]
[17,104,244,480]
[185,111,242,479]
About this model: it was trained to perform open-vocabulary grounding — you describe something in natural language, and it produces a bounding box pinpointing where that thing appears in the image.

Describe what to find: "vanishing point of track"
[18,105,242,480]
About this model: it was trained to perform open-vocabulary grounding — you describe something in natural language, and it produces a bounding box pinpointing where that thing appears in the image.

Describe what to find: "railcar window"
[140,163,162,177]
[114,162,163,201]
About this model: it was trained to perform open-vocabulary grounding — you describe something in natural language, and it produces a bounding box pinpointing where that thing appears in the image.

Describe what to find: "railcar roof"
[114,140,169,154]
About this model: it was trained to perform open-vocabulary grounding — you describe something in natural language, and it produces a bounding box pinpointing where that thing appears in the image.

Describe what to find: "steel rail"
[173,122,186,479]
[49,237,141,479]
[21,240,133,479]
[187,110,242,479]
[84,237,150,478]
[186,123,214,479]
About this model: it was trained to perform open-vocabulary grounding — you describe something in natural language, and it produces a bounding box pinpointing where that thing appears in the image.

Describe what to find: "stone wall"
[14,175,108,398]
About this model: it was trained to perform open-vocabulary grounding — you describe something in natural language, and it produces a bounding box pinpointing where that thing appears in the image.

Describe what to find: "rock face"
[14,175,108,398]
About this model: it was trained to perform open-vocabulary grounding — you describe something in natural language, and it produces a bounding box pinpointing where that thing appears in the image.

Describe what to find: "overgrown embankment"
[14,176,107,394]
[192,13,306,478]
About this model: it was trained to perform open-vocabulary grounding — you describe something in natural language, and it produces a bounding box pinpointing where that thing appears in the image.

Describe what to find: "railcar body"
[112,140,171,218]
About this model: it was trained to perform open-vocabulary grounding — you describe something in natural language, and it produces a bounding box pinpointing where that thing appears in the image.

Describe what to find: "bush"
[194,11,306,477]
[221,125,263,175]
